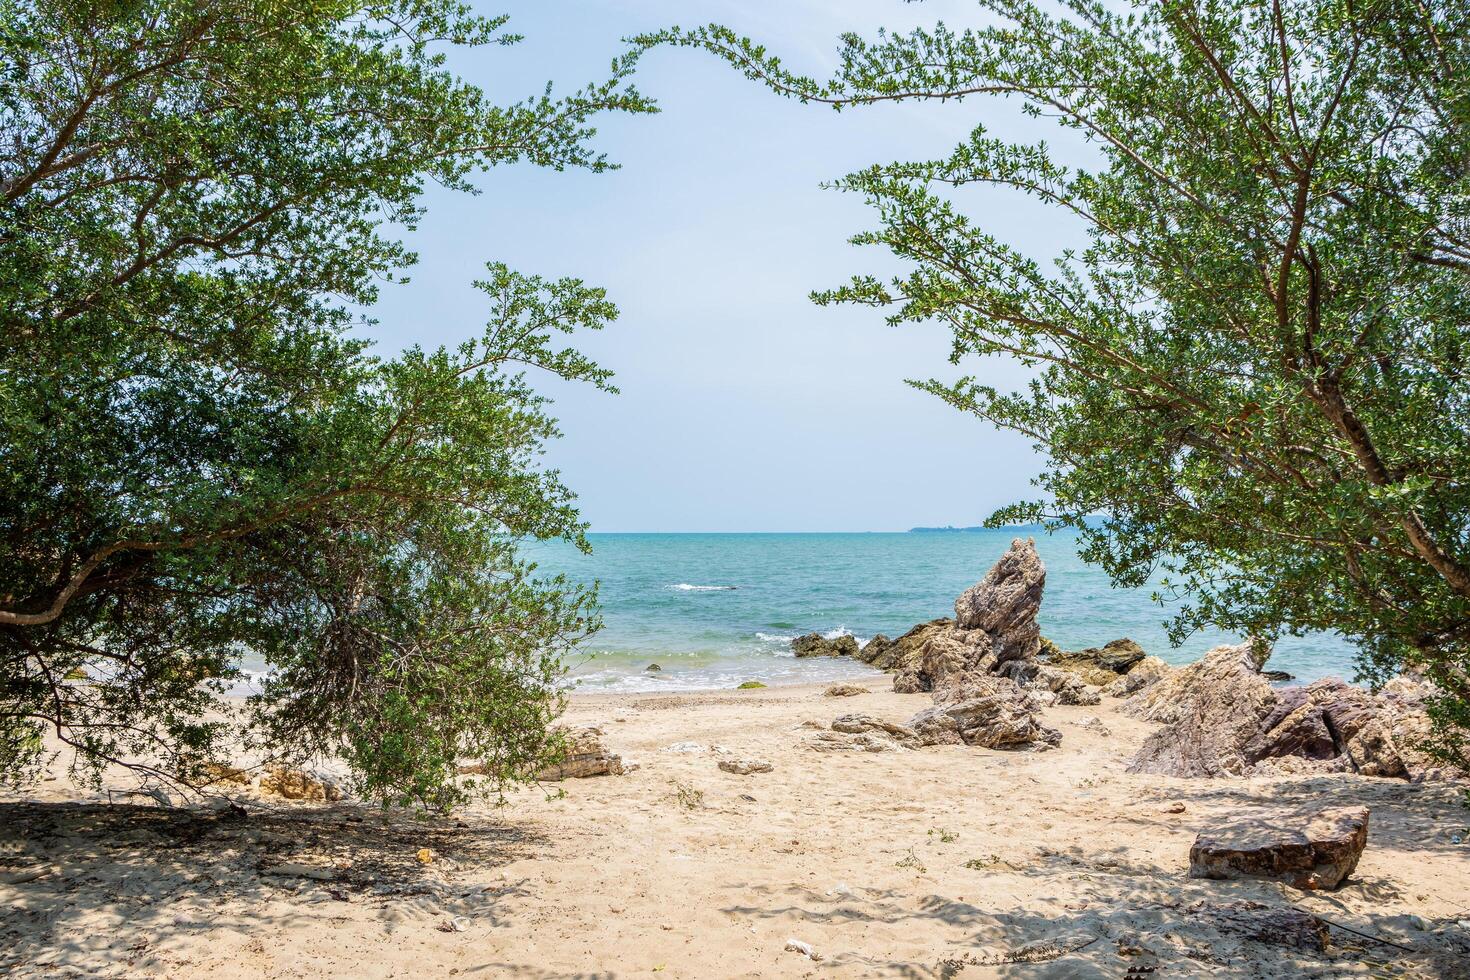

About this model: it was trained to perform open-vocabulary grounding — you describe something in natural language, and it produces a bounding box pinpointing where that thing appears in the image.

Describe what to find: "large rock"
[537,726,624,780]
[259,765,345,802]
[1002,660,1102,706]
[907,675,1062,749]
[1102,655,1173,698]
[1189,807,1369,891]
[792,633,859,658]
[951,537,1046,667]
[1127,643,1445,779]
[856,619,950,672]
[1045,638,1148,685]
[1125,641,1276,776]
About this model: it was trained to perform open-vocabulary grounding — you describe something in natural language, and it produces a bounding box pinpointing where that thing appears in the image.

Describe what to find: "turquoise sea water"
[529,530,1358,693]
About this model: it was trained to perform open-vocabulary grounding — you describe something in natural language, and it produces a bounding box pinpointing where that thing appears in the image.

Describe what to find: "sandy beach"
[3,676,1468,978]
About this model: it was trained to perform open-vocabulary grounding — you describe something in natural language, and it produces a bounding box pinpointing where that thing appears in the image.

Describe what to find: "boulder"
[1128,643,1445,779]
[792,633,859,658]
[907,675,1061,750]
[1045,638,1148,685]
[1003,660,1102,706]
[823,683,868,697]
[1189,807,1369,891]
[537,726,624,780]
[951,537,1046,667]
[1103,655,1173,698]
[1126,641,1278,776]
[718,758,774,775]
[857,619,950,672]
[831,713,922,746]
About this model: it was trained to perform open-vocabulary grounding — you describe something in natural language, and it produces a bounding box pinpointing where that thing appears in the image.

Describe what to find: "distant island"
[908,525,990,533]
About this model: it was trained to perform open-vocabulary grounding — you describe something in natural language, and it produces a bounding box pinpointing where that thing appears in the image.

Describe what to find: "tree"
[647,0,1470,769]
[0,0,655,809]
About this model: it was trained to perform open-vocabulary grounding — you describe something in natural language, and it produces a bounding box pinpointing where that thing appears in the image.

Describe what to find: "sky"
[366,1,1093,532]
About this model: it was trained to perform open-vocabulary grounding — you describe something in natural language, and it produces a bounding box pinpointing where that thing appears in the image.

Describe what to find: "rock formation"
[791,633,859,658]
[1189,807,1369,890]
[855,619,950,674]
[1127,643,1444,779]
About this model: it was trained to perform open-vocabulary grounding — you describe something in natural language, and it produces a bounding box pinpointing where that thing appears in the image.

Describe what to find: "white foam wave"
[669,583,738,592]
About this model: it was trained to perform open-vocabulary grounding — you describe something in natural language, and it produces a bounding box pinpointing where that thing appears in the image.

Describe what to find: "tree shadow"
[0,800,546,976]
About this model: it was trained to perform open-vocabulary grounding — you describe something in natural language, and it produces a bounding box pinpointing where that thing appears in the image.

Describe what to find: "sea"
[529,529,1358,693]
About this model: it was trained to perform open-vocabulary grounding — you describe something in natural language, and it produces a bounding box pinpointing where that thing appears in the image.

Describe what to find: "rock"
[661,741,706,753]
[1077,716,1112,736]
[858,619,951,673]
[1189,806,1369,890]
[1186,901,1330,950]
[1161,801,1186,814]
[907,675,1062,749]
[199,762,251,787]
[645,663,661,671]
[831,713,921,747]
[1262,669,1294,682]
[736,681,767,689]
[718,758,774,775]
[1128,645,1444,779]
[1103,655,1173,698]
[953,538,1046,660]
[258,765,345,802]
[537,727,624,780]
[823,683,868,697]
[1004,661,1101,705]
[1126,641,1280,776]
[791,633,859,658]
[1046,638,1148,685]
[808,730,909,753]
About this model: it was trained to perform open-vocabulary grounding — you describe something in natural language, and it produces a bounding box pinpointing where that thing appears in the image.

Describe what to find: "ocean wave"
[669,583,738,592]
[754,631,795,643]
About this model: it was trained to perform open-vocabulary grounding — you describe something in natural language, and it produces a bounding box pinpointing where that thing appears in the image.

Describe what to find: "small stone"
[416,848,435,865]
[823,683,868,697]
[645,663,661,672]
[718,758,774,775]
[1161,802,1186,814]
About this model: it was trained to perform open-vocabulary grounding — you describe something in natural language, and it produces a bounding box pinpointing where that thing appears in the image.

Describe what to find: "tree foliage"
[1,0,654,808]
[647,0,1470,768]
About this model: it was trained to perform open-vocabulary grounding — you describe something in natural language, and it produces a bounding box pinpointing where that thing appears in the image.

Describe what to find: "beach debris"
[1160,801,1187,814]
[791,633,859,658]
[262,861,337,880]
[823,683,868,697]
[645,663,661,671]
[258,764,345,802]
[717,758,774,775]
[415,848,436,865]
[437,916,470,933]
[534,727,625,780]
[784,938,822,961]
[1127,642,1443,779]
[1189,806,1369,890]
[1076,715,1112,736]
[1185,900,1330,950]
[674,784,705,809]
[945,934,1098,968]
[736,681,766,689]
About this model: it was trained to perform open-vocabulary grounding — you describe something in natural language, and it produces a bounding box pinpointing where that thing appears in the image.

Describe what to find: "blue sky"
[367,2,1091,531]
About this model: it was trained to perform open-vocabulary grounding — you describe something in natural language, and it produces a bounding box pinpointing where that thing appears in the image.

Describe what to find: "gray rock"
[718,758,774,775]
[907,675,1062,749]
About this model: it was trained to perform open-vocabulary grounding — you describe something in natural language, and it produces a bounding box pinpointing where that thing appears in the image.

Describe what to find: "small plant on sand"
[964,855,1004,871]
[896,848,927,874]
[675,783,704,810]
[928,827,958,844]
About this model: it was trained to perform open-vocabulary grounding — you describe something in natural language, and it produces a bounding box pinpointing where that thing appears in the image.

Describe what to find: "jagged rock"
[1189,807,1369,890]
[831,713,921,747]
[808,730,909,753]
[1002,661,1102,706]
[823,683,868,697]
[857,619,950,673]
[897,628,991,693]
[1185,901,1330,950]
[1046,638,1148,685]
[259,765,345,802]
[951,537,1046,666]
[792,633,859,658]
[1103,655,1173,698]
[907,675,1062,750]
[1128,643,1444,779]
[537,727,624,780]
[718,758,774,775]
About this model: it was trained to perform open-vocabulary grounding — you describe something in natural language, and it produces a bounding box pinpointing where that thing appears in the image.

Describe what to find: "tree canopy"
[646,0,1470,769]
[1,0,654,809]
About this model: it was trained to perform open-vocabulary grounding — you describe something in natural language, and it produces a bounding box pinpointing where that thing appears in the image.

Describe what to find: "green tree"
[1,0,654,809]
[647,0,1470,769]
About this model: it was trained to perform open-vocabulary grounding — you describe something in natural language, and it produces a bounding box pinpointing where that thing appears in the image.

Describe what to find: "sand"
[3,677,1468,977]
